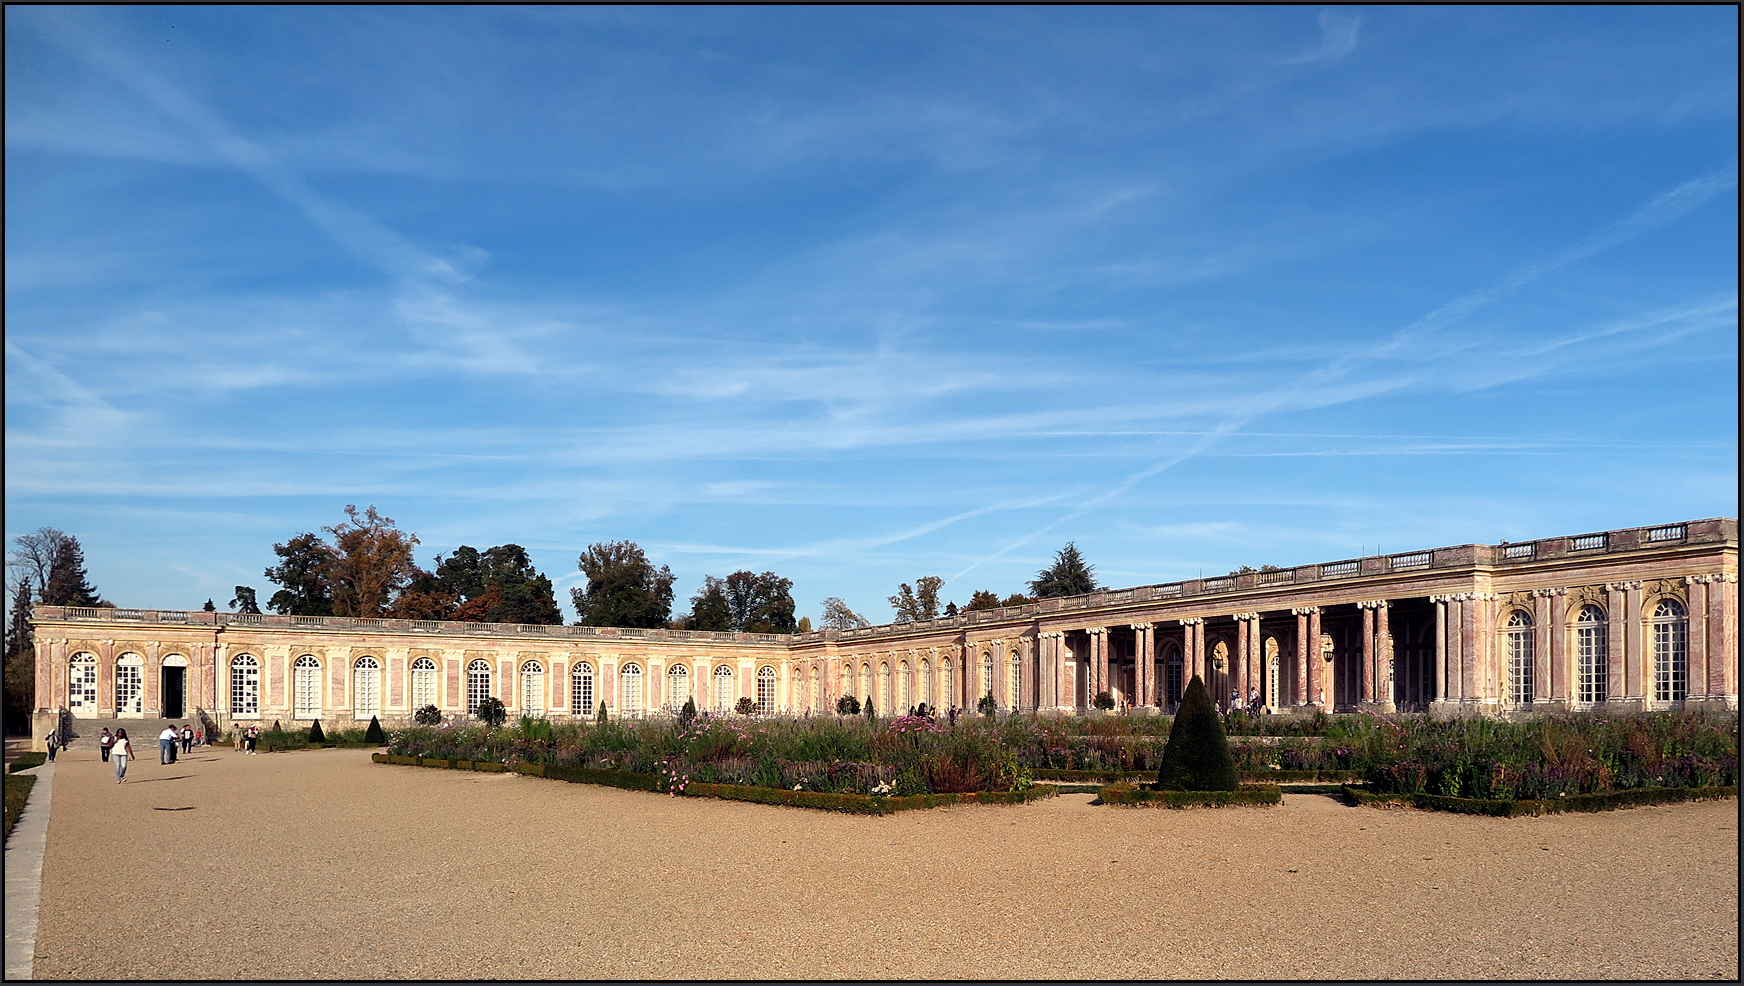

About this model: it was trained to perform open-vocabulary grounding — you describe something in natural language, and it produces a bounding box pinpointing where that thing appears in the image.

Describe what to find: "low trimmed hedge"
[8,753,48,773]
[1344,784,1738,816]
[1033,767,1360,783]
[371,753,1057,811]
[5,774,37,843]
[1099,783,1282,807]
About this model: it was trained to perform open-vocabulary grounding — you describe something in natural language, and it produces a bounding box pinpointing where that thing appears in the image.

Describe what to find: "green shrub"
[864,696,876,721]
[307,720,326,743]
[836,695,860,716]
[475,697,507,729]
[679,697,697,731]
[977,694,997,717]
[1155,675,1239,791]
[596,700,608,724]
[735,696,756,716]
[413,704,442,726]
[1093,691,1116,711]
[364,716,386,745]
[5,774,37,843]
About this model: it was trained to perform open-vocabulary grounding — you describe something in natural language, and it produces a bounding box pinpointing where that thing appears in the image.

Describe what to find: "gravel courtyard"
[29,745,1739,980]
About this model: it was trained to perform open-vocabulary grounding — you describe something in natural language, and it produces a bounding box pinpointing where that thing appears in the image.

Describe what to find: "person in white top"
[112,728,134,783]
[159,725,179,765]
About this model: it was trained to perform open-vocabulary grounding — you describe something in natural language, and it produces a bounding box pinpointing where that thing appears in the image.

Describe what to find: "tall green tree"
[3,579,35,731]
[571,541,674,629]
[687,571,797,633]
[229,586,262,614]
[964,589,1002,612]
[1154,675,1238,791]
[43,535,102,607]
[888,575,944,623]
[438,544,562,625]
[264,532,336,615]
[1028,542,1100,598]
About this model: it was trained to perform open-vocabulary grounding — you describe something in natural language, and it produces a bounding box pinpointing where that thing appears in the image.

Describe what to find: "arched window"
[1575,606,1607,705]
[466,659,492,717]
[1505,610,1534,707]
[841,664,853,705]
[294,655,322,719]
[943,659,954,707]
[570,662,595,718]
[878,662,891,711]
[116,653,145,716]
[1009,652,1021,710]
[229,653,259,718]
[1651,599,1688,703]
[668,664,690,711]
[411,658,438,711]
[521,660,545,717]
[353,656,381,720]
[68,653,98,713]
[757,666,776,715]
[619,663,644,716]
[898,661,911,711]
[920,659,933,709]
[712,665,735,713]
[981,652,994,700]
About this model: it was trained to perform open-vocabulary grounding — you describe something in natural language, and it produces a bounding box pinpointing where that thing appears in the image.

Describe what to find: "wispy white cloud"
[1279,10,1362,66]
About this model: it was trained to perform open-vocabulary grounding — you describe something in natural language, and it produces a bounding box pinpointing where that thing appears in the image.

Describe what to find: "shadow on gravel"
[135,776,192,783]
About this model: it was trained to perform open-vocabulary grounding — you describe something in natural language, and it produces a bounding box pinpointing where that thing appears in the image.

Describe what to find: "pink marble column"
[1376,601,1393,710]
[1360,604,1375,703]
[1713,575,1738,701]
[1293,610,1309,705]
[1306,609,1323,705]
[1548,590,1567,703]
[1533,591,1552,705]
[1623,582,1643,699]
[1685,578,1708,700]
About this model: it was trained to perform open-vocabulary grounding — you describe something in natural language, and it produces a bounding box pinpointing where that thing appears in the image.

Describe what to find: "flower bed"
[372,753,1056,812]
[1344,783,1738,816]
[1098,783,1282,807]
[381,709,1735,803]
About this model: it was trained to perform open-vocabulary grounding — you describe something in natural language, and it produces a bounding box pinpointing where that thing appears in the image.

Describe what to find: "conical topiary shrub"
[307,720,326,743]
[364,715,386,745]
[1155,674,1238,791]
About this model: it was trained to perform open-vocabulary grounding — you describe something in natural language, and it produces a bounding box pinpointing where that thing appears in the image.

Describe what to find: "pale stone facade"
[29,518,1738,745]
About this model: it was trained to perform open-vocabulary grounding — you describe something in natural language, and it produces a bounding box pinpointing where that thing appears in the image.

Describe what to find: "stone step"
[58,717,205,747]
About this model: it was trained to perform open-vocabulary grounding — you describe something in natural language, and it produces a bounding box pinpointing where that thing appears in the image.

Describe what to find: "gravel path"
[31,746,1739,980]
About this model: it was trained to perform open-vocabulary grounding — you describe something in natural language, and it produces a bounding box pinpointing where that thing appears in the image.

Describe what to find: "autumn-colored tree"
[428,544,562,625]
[964,589,1002,612]
[325,505,421,618]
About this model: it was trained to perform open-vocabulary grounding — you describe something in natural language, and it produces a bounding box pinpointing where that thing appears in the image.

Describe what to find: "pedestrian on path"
[159,725,179,765]
[112,728,133,782]
[234,727,244,752]
[45,728,58,762]
[181,724,193,755]
[245,724,260,755]
[99,728,114,762]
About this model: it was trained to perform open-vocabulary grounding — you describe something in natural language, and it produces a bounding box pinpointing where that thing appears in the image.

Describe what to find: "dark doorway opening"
[163,667,185,719]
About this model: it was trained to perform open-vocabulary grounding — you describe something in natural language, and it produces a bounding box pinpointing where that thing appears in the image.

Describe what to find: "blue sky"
[5,6,1738,624]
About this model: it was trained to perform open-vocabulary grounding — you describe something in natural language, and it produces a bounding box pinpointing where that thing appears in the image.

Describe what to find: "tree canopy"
[264,532,336,616]
[1028,542,1099,598]
[428,544,562,625]
[888,575,944,622]
[571,540,674,629]
[325,505,421,617]
[229,586,262,614]
[44,535,102,608]
[686,571,797,634]
[819,596,869,630]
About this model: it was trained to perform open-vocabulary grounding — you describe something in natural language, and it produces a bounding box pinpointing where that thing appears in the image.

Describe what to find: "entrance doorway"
[162,666,185,719]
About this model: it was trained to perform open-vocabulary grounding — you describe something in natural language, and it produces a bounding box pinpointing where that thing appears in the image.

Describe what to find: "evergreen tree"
[203,599,216,612]
[43,536,101,607]
[364,715,386,744]
[1027,542,1099,598]
[308,720,327,743]
[1155,675,1239,791]
[229,586,262,614]
[264,532,335,616]
[3,579,35,730]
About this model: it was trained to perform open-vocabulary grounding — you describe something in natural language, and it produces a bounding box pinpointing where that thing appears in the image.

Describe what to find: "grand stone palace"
[29,518,1738,743]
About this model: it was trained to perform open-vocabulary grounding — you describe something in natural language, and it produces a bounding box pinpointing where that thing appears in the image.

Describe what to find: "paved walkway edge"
[4,761,54,981]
